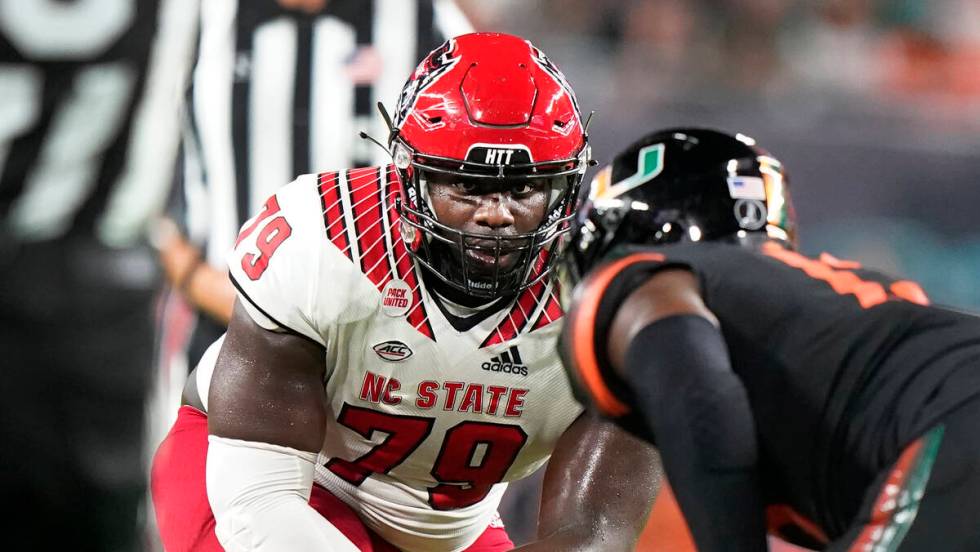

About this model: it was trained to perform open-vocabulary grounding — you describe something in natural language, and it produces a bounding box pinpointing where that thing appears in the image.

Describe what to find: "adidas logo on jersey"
[482,345,528,377]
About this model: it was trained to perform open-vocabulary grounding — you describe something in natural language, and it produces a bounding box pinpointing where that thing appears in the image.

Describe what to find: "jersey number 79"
[236,196,293,280]
[326,403,528,510]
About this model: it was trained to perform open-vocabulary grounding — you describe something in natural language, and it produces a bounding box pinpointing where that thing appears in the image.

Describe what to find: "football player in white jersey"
[151,32,661,552]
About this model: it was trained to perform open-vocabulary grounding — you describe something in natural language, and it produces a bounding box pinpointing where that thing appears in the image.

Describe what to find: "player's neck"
[422,269,504,309]
[422,270,512,332]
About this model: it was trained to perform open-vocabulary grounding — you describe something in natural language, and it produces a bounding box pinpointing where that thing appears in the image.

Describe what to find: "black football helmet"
[564,127,796,280]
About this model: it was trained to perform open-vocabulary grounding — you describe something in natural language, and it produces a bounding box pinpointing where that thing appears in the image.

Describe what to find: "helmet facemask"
[382,32,592,301]
[393,138,589,300]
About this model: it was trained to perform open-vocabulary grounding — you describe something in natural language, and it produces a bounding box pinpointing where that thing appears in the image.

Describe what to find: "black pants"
[830,396,980,551]
[0,239,158,551]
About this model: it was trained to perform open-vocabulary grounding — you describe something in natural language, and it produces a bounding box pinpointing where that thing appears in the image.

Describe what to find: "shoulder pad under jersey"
[227,174,379,343]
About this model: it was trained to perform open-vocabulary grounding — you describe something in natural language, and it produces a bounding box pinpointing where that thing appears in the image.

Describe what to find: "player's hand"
[276,0,328,14]
[156,218,200,289]
[154,218,235,324]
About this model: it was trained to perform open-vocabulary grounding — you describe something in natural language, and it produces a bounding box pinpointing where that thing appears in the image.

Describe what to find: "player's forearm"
[206,436,358,551]
[532,415,660,552]
[183,262,236,324]
[205,305,340,548]
[623,315,767,552]
[514,525,635,552]
[157,221,235,324]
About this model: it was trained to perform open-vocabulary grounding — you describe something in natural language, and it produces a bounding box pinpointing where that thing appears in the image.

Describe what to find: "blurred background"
[5,0,976,550]
[459,0,980,312]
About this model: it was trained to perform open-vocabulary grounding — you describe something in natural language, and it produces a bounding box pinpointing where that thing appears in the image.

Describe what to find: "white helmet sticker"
[727,176,767,200]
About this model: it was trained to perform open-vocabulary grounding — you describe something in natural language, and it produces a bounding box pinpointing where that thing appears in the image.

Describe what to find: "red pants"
[151,406,514,552]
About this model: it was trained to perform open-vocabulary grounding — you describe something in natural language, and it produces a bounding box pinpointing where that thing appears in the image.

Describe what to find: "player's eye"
[510,180,548,198]
[510,183,534,195]
[453,181,480,194]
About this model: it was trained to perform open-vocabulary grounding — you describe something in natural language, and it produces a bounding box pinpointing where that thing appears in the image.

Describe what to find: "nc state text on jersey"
[359,372,528,417]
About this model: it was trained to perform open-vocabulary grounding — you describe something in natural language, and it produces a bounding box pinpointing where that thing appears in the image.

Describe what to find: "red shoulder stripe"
[384,166,436,341]
[318,172,352,260]
[349,167,395,290]
[480,278,548,348]
[480,249,558,347]
[530,285,563,331]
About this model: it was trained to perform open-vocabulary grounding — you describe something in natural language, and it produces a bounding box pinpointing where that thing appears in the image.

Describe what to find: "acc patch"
[373,340,414,362]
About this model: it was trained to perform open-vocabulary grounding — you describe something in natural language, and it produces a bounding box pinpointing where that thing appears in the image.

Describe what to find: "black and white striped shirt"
[0,0,196,248]
[177,0,472,266]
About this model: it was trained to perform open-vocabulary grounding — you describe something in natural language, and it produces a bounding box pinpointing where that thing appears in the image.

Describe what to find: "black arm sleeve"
[624,315,767,552]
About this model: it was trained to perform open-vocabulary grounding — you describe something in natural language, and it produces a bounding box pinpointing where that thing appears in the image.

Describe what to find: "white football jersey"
[219,166,583,552]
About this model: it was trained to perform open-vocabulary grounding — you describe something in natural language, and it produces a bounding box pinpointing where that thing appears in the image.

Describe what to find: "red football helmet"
[389,32,590,299]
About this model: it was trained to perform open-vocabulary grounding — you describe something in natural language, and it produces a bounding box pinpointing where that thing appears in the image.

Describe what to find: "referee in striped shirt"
[0,1,195,550]
[158,0,472,371]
